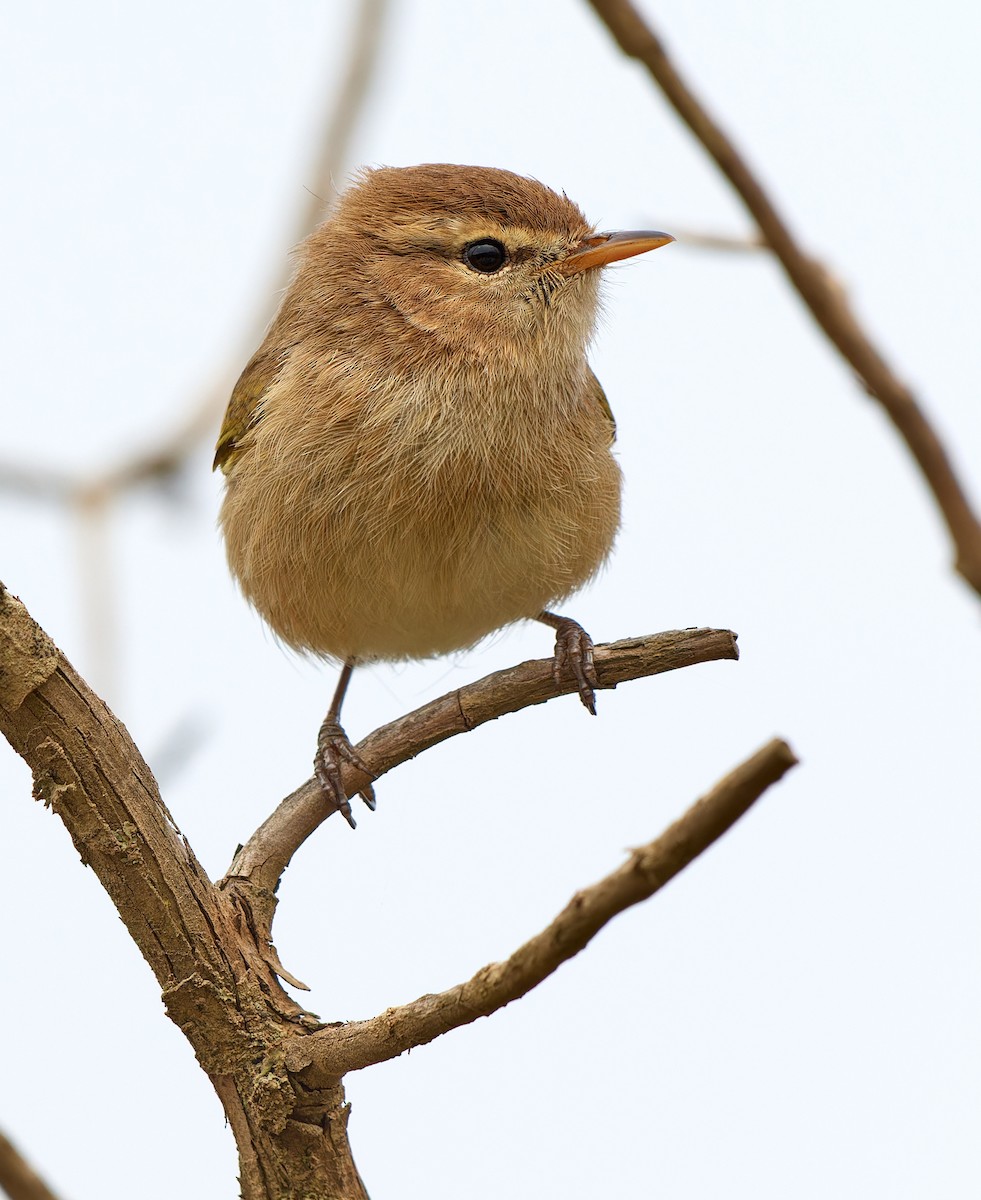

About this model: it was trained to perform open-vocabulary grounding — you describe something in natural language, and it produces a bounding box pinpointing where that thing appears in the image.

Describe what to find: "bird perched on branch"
[215,163,672,825]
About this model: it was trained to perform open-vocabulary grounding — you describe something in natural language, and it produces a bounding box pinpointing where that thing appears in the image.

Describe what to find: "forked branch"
[0,584,762,1198]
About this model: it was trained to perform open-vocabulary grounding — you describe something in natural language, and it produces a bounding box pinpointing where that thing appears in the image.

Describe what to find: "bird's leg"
[536,610,599,716]
[314,659,377,829]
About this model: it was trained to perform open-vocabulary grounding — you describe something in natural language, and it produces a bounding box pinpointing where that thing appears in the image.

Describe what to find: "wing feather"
[213,351,280,472]
[586,366,616,444]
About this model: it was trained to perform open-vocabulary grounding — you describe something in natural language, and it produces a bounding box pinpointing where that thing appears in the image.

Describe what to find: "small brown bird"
[215,164,671,824]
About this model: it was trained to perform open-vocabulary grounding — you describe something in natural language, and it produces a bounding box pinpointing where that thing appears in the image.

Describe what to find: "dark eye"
[463,239,507,273]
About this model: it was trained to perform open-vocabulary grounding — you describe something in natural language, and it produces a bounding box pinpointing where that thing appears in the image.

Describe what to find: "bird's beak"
[555,229,675,275]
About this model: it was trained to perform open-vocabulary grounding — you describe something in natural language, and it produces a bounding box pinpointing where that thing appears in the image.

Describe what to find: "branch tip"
[295,734,797,1075]
[587,0,981,599]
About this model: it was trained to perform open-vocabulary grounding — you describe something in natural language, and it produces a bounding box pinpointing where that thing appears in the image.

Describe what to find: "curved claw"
[540,613,599,715]
[314,719,377,829]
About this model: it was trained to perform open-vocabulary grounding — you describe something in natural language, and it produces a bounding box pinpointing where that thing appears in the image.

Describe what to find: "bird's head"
[305,164,672,370]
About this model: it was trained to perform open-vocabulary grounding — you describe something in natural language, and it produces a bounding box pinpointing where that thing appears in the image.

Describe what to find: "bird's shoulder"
[585,366,616,444]
[213,349,282,473]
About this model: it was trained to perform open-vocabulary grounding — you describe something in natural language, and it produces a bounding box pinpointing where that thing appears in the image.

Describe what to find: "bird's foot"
[547,616,599,715]
[314,718,377,829]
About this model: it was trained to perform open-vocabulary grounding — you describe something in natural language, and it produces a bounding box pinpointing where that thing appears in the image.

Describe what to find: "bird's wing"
[213,351,280,472]
[587,366,617,444]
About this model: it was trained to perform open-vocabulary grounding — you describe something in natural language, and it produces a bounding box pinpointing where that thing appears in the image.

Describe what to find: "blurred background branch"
[1,4,978,1197]
[587,0,981,598]
[0,0,391,695]
[0,1128,63,1200]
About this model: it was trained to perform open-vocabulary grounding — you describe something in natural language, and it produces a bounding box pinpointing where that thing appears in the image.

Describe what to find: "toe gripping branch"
[537,610,599,715]
[314,719,376,829]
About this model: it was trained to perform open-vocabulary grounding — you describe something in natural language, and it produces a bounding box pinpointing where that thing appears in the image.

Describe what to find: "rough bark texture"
[0,584,366,1200]
[3,581,768,1198]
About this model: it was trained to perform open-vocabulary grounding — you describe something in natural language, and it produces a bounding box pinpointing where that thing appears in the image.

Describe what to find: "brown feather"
[215,165,651,662]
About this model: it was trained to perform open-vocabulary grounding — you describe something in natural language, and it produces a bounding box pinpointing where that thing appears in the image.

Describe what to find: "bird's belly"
[221,425,621,661]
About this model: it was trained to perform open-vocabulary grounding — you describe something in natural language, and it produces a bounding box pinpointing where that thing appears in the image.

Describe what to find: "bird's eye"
[462,239,507,273]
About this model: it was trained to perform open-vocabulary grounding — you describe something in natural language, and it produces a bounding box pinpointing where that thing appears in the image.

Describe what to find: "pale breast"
[219,358,621,661]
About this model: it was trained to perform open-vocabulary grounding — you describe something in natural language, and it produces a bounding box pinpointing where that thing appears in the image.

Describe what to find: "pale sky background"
[2,2,980,1198]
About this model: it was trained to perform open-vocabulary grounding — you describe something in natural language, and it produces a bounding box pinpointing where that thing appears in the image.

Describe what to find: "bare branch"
[222,627,739,899]
[587,0,981,596]
[218,628,738,991]
[0,582,370,1193]
[0,579,310,1025]
[288,737,797,1075]
[72,489,119,699]
[671,227,766,253]
[0,2,392,702]
[0,464,74,504]
[289,0,391,249]
[0,584,230,996]
[0,1129,63,1200]
[2,585,746,1191]
[0,0,392,512]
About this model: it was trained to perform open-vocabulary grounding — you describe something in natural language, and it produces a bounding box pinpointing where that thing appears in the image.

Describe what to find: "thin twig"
[0,464,74,503]
[0,0,392,689]
[0,0,391,510]
[0,1129,63,1200]
[286,737,797,1075]
[73,487,117,700]
[291,0,391,244]
[670,227,766,253]
[222,628,739,896]
[218,627,738,990]
[587,0,981,595]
